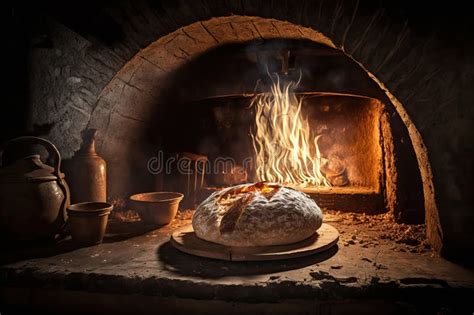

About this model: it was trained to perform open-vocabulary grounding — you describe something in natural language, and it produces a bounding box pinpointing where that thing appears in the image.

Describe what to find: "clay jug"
[0,136,70,241]
[68,129,106,203]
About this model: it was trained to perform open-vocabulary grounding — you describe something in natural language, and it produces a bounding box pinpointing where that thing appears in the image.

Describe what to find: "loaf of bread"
[192,182,323,247]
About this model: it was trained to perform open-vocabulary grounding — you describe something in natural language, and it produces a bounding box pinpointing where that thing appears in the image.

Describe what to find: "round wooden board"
[170,223,339,261]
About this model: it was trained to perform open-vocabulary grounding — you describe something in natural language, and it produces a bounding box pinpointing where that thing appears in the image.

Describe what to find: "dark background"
[5,0,474,144]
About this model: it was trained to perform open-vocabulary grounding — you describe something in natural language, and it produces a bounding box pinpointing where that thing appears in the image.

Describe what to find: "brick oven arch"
[86,16,441,251]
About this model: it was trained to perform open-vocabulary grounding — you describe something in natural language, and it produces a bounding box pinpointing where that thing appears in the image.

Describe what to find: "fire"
[251,75,330,187]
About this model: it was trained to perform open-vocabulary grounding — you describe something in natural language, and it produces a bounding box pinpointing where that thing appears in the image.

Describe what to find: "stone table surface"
[1,218,473,304]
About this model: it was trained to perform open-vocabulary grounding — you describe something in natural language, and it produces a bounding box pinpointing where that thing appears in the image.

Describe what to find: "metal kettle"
[0,136,70,241]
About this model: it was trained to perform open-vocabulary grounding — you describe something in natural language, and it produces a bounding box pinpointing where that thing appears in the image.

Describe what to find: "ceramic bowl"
[129,192,184,226]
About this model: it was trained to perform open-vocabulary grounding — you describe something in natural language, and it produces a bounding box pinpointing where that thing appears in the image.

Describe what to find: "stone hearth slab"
[1,218,473,313]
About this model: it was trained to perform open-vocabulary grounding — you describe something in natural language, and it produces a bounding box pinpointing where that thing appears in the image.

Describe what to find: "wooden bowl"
[129,192,184,226]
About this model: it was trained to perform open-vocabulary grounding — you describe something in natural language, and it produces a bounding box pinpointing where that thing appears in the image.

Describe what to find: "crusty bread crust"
[192,183,323,247]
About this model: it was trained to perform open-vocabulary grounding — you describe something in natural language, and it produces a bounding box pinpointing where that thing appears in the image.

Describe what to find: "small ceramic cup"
[67,202,113,246]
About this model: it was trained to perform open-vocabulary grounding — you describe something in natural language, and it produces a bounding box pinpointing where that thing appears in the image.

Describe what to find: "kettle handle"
[2,136,62,178]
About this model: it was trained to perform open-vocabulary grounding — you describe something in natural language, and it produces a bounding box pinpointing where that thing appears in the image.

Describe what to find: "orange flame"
[251,75,330,188]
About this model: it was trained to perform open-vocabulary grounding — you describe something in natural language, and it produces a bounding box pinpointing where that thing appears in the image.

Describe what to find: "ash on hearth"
[325,210,432,255]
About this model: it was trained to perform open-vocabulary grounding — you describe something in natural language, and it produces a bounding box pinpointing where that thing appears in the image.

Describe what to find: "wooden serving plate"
[170,223,339,261]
